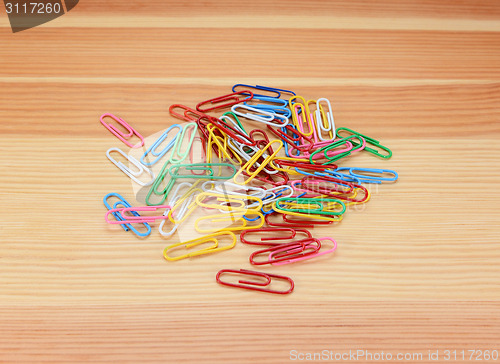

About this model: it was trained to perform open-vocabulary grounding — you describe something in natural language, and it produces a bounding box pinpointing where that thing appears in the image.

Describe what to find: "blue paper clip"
[244,95,288,108]
[103,193,151,236]
[232,84,296,98]
[141,124,182,166]
[336,167,398,183]
[104,193,130,232]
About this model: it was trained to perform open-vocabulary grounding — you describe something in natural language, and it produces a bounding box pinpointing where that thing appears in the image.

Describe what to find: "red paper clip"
[196,91,253,113]
[240,227,312,246]
[267,125,314,152]
[246,170,289,186]
[169,104,208,122]
[216,269,294,294]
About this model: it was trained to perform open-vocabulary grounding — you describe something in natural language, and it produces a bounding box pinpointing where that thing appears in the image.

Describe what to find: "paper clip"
[104,193,131,231]
[159,182,195,237]
[111,201,152,237]
[169,104,208,122]
[314,98,336,142]
[207,115,256,146]
[216,269,294,294]
[167,187,203,225]
[289,96,314,137]
[195,211,264,233]
[336,127,392,159]
[140,124,182,166]
[206,125,242,165]
[336,167,398,183]
[264,212,334,227]
[145,161,177,206]
[260,185,294,206]
[169,163,237,179]
[266,237,337,266]
[275,197,346,216]
[213,181,266,199]
[106,148,155,186]
[220,111,248,135]
[243,94,292,111]
[249,238,321,265]
[309,135,365,165]
[226,139,278,176]
[233,140,283,184]
[196,91,253,113]
[169,122,197,164]
[103,193,151,236]
[163,231,236,261]
[195,191,264,212]
[231,104,289,128]
[100,113,144,148]
[240,227,312,246]
[105,205,171,224]
[232,84,296,98]
[271,206,344,222]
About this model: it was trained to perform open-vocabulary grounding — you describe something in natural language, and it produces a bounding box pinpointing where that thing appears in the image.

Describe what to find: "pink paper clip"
[100,113,144,148]
[105,205,171,224]
[270,237,337,266]
[249,238,321,265]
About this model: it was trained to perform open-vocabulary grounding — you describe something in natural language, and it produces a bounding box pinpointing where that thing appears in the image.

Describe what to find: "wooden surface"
[1,1,500,362]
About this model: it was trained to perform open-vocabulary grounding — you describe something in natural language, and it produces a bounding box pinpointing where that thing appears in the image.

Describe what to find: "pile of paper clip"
[101,84,398,295]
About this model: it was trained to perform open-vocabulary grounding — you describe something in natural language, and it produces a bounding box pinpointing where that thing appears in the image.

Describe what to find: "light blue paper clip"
[336,167,398,184]
[244,95,291,118]
[141,124,183,166]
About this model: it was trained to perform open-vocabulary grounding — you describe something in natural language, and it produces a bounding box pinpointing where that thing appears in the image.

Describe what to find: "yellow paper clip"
[195,211,264,233]
[269,155,310,175]
[163,231,236,261]
[195,191,263,212]
[207,124,243,166]
[233,140,283,185]
[289,95,314,137]
[271,202,343,222]
[168,187,203,224]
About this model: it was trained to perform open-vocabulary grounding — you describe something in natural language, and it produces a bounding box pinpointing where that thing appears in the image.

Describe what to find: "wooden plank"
[0,303,499,363]
[0,83,499,137]
[1,29,500,79]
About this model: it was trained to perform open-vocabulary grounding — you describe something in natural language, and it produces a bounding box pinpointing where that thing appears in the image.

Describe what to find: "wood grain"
[0,1,499,362]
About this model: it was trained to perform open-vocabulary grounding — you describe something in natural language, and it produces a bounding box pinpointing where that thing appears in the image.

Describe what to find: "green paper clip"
[309,135,365,165]
[169,163,238,180]
[336,127,392,159]
[275,197,346,216]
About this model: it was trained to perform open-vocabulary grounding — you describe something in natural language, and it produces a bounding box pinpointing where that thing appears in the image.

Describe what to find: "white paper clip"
[159,182,194,237]
[231,104,289,128]
[107,147,155,186]
[315,98,336,142]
